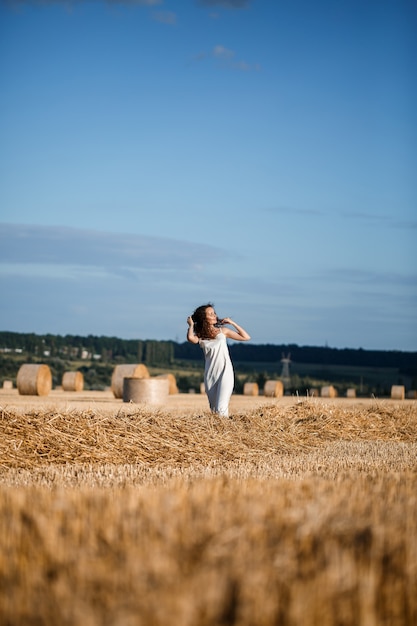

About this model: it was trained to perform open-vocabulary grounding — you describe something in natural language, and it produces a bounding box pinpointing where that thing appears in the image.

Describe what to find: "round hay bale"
[308,388,319,398]
[263,380,284,398]
[123,377,169,405]
[200,382,206,394]
[16,364,52,396]
[2,380,13,390]
[62,371,84,392]
[346,388,356,398]
[406,390,417,399]
[391,385,405,400]
[111,364,150,399]
[321,385,337,398]
[243,382,259,396]
[156,373,178,394]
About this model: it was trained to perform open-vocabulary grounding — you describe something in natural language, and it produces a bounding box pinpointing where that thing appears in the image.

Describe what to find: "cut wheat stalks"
[0,473,416,626]
[0,401,416,471]
[0,401,416,625]
[2,439,417,488]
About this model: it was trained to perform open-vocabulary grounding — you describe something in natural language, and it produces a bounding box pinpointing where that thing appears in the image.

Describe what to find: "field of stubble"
[1,389,416,626]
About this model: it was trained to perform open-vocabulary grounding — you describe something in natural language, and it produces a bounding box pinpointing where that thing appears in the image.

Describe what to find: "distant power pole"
[280,352,291,386]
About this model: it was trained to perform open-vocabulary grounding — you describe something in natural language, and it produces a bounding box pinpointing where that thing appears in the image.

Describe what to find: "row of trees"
[176,341,416,374]
[0,332,174,366]
[1,331,416,375]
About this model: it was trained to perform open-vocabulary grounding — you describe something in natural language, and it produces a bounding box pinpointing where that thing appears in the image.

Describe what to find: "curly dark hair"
[191,303,218,340]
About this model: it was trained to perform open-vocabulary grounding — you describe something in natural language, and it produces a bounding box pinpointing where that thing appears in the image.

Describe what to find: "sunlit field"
[1,389,416,626]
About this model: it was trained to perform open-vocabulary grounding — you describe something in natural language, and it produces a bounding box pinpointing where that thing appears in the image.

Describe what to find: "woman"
[187,303,251,417]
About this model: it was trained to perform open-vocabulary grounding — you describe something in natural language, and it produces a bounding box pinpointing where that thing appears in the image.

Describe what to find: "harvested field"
[0,390,416,626]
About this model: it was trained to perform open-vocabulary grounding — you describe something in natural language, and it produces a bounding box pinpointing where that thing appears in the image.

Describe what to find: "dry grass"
[1,400,416,471]
[0,397,416,626]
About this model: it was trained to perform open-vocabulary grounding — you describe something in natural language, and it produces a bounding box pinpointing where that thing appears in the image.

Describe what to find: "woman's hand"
[187,316,199,344]
[221,318,251,341]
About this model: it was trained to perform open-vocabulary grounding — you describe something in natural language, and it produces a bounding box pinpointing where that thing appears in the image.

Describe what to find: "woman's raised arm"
[221,318,251,342]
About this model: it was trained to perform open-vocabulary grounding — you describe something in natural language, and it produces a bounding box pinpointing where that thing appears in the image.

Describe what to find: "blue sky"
[1,0,416,351]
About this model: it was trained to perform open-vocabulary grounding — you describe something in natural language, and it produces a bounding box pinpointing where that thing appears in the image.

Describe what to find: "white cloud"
[213,44,235,59]
[191,44,260,71]
[233,60,261,72]
[0,223,231,275]
[210,44,260,71]
[152,10,176,25]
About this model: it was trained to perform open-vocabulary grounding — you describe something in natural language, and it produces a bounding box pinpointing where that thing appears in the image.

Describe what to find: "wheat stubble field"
[0,389,416,626]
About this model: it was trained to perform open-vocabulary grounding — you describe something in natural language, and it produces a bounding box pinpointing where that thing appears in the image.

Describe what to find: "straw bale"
[123,377,169,405]
[200,382,206,394]
[243,382,259,396]
[2,380,13,390]
[346,388,356,398]
[111,364,149,399]
[308,388,319,397]
[263,380,284,398]
[321,385,337,398]
[156,373,178,394]
[406,390,417,399]
[62,371,84,392]
[391,385,405,400]
[16,364,52,396]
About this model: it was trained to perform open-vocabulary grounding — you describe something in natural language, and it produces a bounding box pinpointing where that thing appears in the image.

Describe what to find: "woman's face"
[205,307,218,324]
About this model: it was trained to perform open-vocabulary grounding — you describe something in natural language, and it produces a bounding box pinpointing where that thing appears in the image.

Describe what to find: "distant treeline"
[177,341,417,379]
[228,343,417,375]
[0,331,416,375]
[0,331,174,366]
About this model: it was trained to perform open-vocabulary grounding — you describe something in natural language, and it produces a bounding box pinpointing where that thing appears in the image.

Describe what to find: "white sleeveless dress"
[199,330,234,417]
